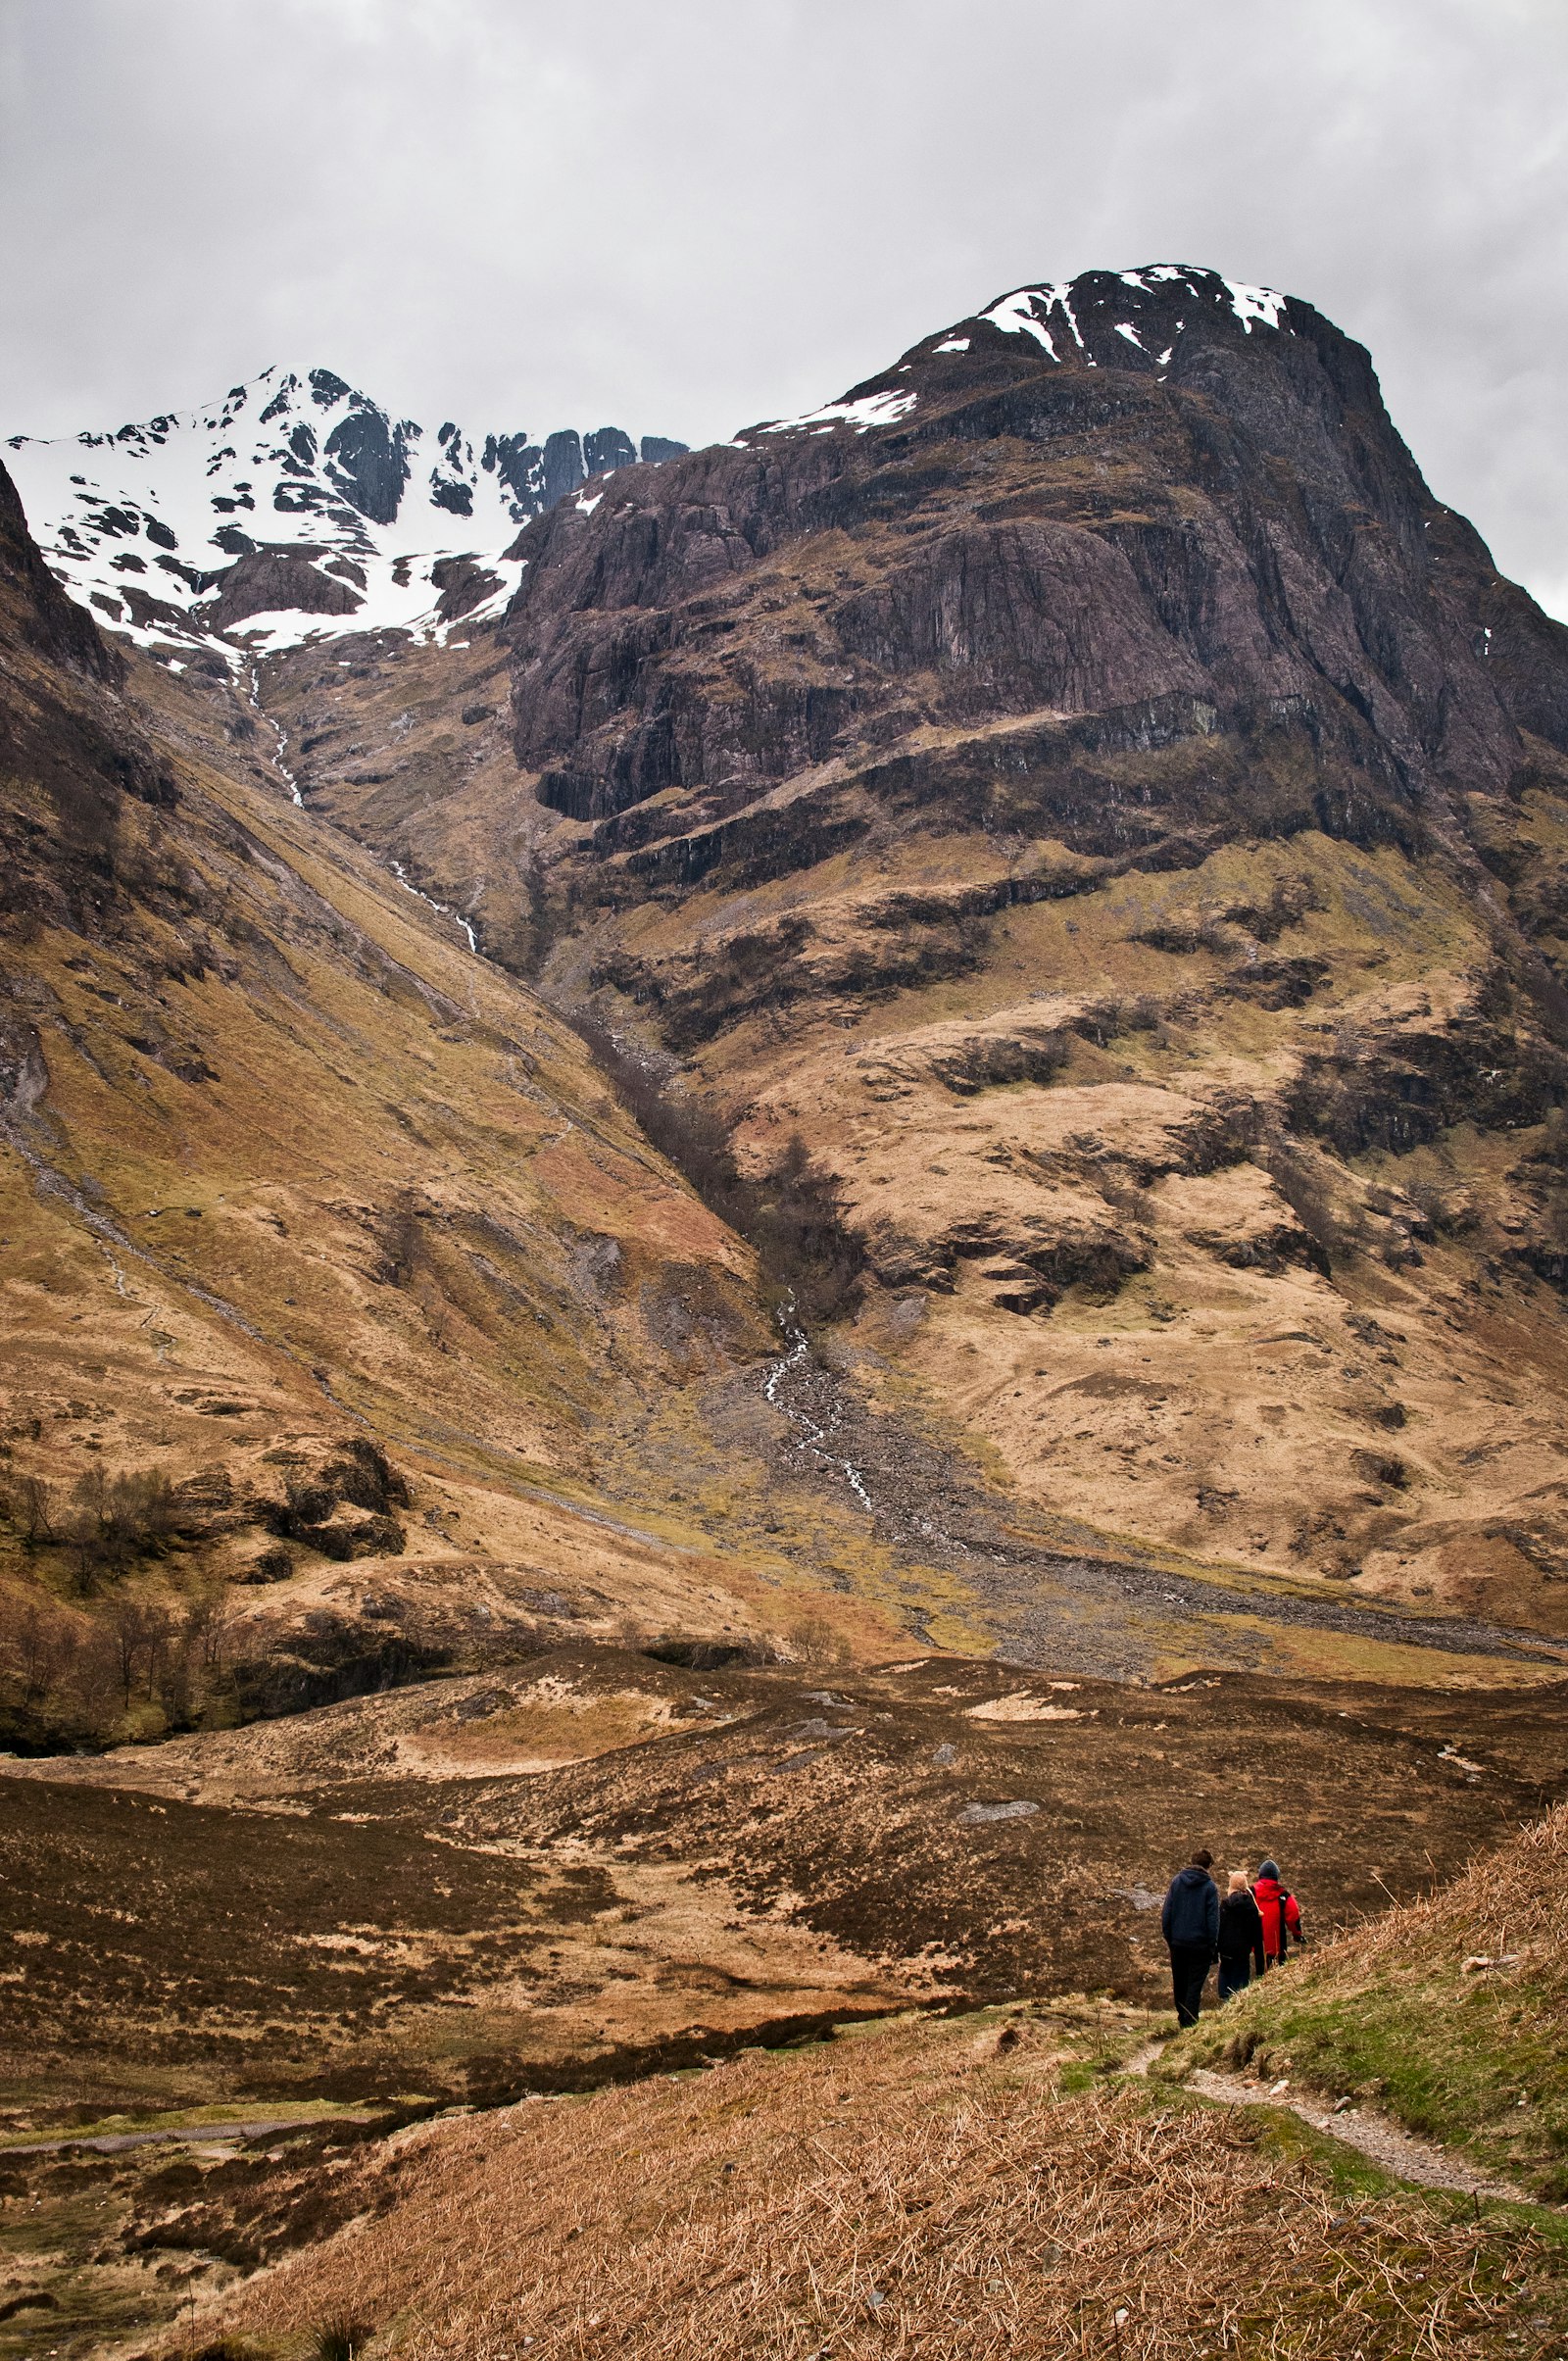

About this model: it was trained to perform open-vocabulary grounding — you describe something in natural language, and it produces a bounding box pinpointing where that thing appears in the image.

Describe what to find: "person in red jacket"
[1252,1858,1303,1965]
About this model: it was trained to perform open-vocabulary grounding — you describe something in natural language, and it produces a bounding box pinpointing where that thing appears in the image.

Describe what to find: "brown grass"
[1316,1799,1562,1981]
[221,2012,1566,2360]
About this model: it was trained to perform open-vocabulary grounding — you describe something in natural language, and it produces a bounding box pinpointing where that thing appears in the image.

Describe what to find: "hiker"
[1216,1868,1265,1999]
[1252,1858,1303,1966]
[1160,1847,1219,2028]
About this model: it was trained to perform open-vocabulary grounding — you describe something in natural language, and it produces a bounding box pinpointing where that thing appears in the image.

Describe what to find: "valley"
[244,269,1568,1636]
[5,262,1568,2360]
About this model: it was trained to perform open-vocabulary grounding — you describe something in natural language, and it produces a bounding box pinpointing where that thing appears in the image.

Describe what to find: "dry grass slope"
[218,2009,1568,2361]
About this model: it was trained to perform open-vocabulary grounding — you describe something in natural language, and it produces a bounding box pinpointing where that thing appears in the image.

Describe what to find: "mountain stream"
[763,1305,875,1513]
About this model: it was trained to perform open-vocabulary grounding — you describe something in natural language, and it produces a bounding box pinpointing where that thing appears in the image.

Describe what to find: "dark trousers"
[1216,1956,1252,2001]
[1168,1943,1212,2027]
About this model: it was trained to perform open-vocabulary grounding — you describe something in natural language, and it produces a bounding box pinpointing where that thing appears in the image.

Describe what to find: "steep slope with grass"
[1179,1800,1568,2201]
[257,266,1568,1636]
[0,457,913,1752]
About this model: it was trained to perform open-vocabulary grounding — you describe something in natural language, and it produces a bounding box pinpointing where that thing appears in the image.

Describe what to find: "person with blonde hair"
[1216,1867,1265,1999]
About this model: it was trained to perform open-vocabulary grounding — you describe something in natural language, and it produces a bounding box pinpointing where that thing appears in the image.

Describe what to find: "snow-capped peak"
[731,266,1296,456]
[4,366,687,664]
[970,265,1291,365]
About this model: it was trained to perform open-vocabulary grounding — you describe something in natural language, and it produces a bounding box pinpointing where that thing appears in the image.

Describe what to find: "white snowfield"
[5,365,681,664]
[752,387,920,438]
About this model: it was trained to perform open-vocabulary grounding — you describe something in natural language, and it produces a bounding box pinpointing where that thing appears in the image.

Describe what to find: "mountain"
[0,439,914,1754]
[257,264,1568,1633]
[8,280,1568,2355]
[4,365,687,664]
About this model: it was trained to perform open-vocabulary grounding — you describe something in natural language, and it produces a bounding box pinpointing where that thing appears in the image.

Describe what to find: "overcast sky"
[4,0,1566,615]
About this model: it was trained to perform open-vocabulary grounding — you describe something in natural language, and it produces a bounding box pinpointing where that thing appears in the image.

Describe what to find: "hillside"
[0,450,905,1753]
[251,265,1568,1637]
[11,418,1565,1772]
[7,1677,1567,2356]
[199,1995,1568,2361]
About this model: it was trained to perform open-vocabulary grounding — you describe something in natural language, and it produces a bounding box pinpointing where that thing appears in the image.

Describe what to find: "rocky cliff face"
[501,267,1563,858]
[263,266,1568,1630]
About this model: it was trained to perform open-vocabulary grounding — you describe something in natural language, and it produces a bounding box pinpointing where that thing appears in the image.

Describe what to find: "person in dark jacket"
[1160,1847,1219,2027]
[1216,1868,1265,1999]
[1252,1859,1303,1966]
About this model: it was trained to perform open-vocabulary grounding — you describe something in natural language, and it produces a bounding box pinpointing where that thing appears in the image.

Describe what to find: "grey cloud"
[3,0,1566,613]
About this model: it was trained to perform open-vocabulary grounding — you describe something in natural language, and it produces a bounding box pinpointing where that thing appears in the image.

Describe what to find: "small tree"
[7,1603,77,1707]
[18,1473,56,1548]
[104,1596,166,1707]
[68,1626,120,1724]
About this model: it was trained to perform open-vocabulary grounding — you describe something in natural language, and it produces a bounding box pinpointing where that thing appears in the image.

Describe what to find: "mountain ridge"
[11,264,1568,1637]
[4,362,688,664]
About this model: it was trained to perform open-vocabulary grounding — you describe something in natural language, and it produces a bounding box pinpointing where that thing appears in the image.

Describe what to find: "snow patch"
[757,388,917,437]
[980,290,1059,358]
[1222,278,1288,332]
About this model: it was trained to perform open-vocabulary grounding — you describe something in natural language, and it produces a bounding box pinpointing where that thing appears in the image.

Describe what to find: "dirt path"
[1186,2068,1534,2201]
[1120,2041,1531,2204]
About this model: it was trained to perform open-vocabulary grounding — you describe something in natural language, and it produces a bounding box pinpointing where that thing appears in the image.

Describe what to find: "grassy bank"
[208,2002,1568,2361]
[1176,1803,1568,2199]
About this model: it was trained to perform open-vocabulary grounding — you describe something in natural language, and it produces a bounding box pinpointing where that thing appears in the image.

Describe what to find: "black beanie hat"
[1258,1858,1280,1880]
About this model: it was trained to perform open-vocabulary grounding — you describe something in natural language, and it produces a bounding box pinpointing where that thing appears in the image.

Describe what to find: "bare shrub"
[786,1612,854,1669]
[17,1473,57,1547]
[102,1596,174,1706]
[3,1601,79,1707]
[379,1194,425,1289]
[753,1133,864,1328]
[1265,1141,1356,1271]
[66,1626,120,1723]
[63,1465,178,1588]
